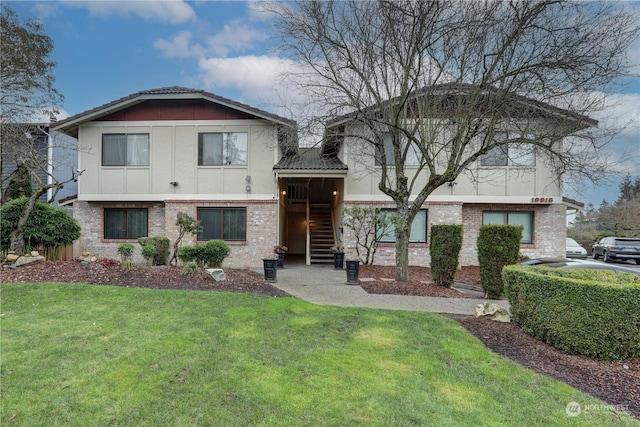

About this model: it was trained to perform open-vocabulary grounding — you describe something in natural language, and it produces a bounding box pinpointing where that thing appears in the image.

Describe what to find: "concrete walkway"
[260,262,509,316]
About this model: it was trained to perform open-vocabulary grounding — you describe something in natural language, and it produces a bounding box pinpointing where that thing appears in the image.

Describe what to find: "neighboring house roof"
[327,83,598,127]
[52,86,296,138]
[274,149,348,172]
[322,83,598,155]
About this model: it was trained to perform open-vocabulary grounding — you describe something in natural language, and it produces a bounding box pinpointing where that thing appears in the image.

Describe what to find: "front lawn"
[1,282,637,426]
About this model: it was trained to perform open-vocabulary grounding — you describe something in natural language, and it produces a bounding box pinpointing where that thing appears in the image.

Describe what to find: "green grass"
[1,282,637,426]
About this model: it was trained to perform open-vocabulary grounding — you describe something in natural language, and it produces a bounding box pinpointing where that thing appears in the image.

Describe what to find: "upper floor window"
[482,211,533,244]
[102,134,149,166]
[480,132,535,167]
[198,207,246,241]
[375,132,421,166]
[198,132,248,166]
[376,209,428,243]
[104,208,148,239]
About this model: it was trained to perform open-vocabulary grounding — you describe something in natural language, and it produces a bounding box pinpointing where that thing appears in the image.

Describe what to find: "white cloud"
[154,30,204,58]
[205,21,269,57]
[63,0,196,24]
[198,55,300,107]
[155,21,269,59]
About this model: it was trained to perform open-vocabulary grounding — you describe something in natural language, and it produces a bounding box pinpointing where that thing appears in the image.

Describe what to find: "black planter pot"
[275,252,285,268]
[345,259,360,285]
[333,252,345,270]
[262,258,277,282]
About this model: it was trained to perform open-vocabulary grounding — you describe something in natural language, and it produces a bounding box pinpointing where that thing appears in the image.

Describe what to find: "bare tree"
[267,0,640,280]
[1,7,82,254]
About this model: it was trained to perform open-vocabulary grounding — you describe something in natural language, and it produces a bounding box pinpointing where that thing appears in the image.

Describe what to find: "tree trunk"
[395,224,411,281]
[9,192,42,255]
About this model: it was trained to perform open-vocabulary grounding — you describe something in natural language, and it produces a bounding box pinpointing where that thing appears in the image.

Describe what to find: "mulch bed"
[2,260,638,419]
[359,264,483,298]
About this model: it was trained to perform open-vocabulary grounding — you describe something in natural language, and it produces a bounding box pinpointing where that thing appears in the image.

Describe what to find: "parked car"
[591,237,640,264]
[520,257,640,274]
[565,238,587,259]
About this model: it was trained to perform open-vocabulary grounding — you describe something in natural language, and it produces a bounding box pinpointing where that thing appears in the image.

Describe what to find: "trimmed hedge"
[178,240,231,268]
[504,265,640,361]
[138,237,170,265]
[430,224,463,287]
[477,224,522,298]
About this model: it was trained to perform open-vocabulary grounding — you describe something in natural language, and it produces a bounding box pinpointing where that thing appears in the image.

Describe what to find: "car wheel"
[604,250,613,263]
[593,251,599,260]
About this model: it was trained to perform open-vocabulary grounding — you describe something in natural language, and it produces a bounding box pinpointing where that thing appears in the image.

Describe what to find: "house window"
[198,133,248,166]
[377,209,427,243]
[482,211,533,244]
[104,208,148,239]
[375,133,421,166]
[480,132,535,166]
[102,134,149,166]
[198,207,246,241]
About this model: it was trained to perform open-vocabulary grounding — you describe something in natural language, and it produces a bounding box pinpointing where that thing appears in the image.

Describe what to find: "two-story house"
[53,86,591,268]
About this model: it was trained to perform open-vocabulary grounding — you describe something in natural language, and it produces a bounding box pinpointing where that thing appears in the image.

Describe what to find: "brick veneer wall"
[164,200,277,268]
[73,199,277,268]
[342,201,566,267]
[73,201,166,264]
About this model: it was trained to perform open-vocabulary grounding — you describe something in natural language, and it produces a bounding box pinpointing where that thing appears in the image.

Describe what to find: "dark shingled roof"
[274,149,347,171]
[53,86,296,132]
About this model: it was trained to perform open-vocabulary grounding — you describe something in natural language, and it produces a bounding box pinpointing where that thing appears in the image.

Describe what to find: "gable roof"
[52,86,296,137]
[327,83,598,128]
[322,83,598,155]
[274,148,347,173]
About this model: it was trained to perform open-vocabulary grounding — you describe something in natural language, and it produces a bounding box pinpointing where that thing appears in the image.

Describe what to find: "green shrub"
[430,224,463,287]
[477,224,522,298]
[141,244,157,266]
[178,240,231,267]
[504,265,640,360]
[182,261,199,275]
[0,197,81,254]
[117,243,135,270]
[138,237,169,265]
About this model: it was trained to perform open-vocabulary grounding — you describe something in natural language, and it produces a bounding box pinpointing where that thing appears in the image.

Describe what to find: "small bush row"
[503,265,640,361]
[138,237,170,266]
[117,238,230,270]
[177,240,230,268]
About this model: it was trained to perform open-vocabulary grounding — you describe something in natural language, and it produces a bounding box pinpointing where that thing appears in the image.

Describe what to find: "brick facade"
[74,199,277,268]
[341,201,565,267]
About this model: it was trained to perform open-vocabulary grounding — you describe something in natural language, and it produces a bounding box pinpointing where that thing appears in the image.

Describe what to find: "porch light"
[333,189,337,196]
[282,190,287,196]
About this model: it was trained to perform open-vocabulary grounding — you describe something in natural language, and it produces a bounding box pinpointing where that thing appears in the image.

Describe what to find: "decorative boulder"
[206,268,226,282]
[475,302,511,323]
[5,253,19,263]
[15,254,45,267]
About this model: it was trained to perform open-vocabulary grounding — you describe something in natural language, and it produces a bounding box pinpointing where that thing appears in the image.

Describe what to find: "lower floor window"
[198,207,246,241]
[482,211,533,244]
[104,208,148,239]
[377,209,428,243]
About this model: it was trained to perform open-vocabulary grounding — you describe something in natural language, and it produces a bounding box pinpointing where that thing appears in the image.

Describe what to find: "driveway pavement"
[259,262,509,316]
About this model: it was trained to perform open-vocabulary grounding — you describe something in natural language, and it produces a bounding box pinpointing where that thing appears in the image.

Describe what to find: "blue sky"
[7,0,640,208]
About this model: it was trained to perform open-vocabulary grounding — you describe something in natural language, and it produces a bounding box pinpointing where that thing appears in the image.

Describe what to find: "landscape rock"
[15,254,46,267]
[475,302,511,322]
[206,268,226,282]
[5,254,19,263]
